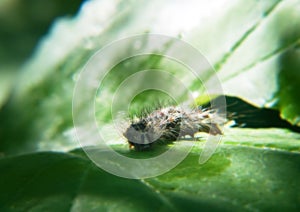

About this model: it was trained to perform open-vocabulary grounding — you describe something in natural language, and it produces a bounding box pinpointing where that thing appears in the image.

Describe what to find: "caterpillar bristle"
[123,105,224,151]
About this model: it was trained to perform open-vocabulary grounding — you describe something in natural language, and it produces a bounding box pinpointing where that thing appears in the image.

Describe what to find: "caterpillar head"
[123,118,163,151]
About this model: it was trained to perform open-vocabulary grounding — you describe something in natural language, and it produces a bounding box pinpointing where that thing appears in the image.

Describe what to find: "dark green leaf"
[0,128,300,211]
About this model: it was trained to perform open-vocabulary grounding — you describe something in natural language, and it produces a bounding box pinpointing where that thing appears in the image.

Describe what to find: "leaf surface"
[1,128,299,211]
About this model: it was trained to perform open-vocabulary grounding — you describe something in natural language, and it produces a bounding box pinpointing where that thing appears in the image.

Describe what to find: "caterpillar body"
[123,106,223,151]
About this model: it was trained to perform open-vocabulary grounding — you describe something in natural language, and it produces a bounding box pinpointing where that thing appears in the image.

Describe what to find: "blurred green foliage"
[0,0,300,211]
[0,0,83,68]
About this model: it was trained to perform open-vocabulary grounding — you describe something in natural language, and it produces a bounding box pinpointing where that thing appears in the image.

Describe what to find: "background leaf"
[1,0,300,155]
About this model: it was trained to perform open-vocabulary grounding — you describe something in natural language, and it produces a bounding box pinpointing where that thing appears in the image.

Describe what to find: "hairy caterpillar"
[123,106,223,151]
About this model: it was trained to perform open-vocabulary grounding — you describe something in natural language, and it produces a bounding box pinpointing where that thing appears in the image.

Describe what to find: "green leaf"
[275,47,300,126]
[1,0,300,153]
[0,128,299,211]
[0,71,14,109]
[214,0,300,126]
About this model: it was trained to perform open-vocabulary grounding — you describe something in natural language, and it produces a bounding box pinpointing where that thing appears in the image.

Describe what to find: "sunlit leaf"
[1,0,299,154]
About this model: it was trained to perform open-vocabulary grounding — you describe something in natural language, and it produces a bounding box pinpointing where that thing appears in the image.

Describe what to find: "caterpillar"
[123,105,223,151]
